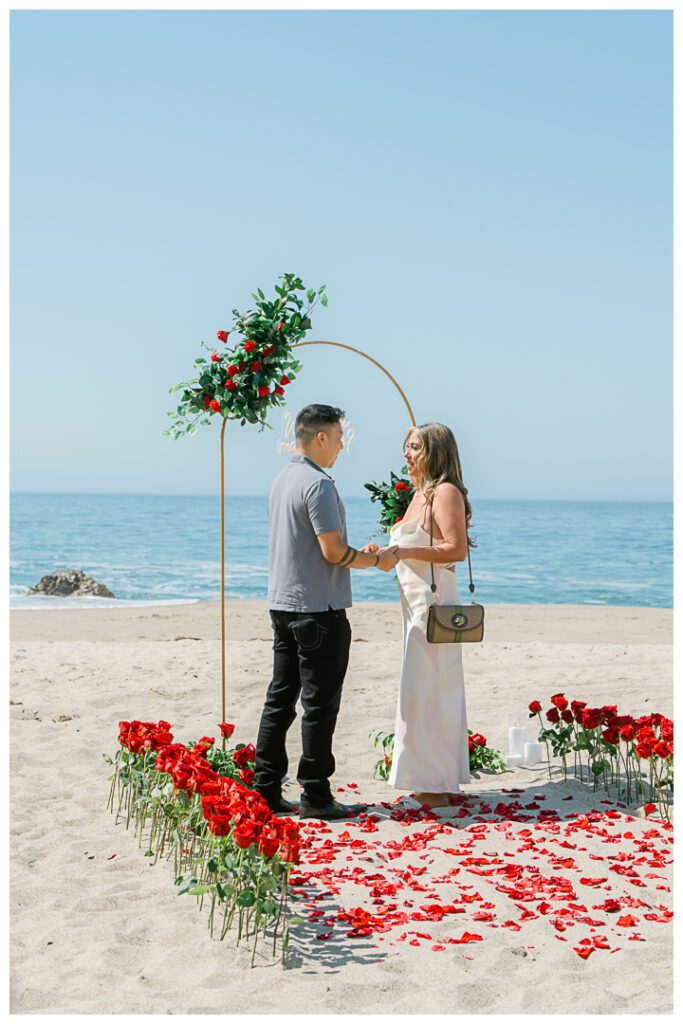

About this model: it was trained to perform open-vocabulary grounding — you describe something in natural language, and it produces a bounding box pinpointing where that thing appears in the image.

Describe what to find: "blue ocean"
[9,494,672,609]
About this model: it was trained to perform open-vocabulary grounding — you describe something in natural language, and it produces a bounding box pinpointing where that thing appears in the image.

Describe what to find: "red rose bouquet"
[165,274,327,437]
[364,469,415,534]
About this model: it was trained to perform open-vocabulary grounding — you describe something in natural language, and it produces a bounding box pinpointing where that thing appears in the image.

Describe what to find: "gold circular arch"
[218,342,415,729]
[293,340,416,427]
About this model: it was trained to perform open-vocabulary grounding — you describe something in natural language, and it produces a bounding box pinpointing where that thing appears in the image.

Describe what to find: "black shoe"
[298,797,365,821]
[258,793,299,815]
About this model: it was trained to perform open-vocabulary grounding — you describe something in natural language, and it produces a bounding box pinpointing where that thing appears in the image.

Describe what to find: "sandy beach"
[10,600,673,1014]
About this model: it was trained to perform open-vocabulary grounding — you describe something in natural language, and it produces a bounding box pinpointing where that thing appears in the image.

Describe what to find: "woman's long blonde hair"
[404,422,475,545]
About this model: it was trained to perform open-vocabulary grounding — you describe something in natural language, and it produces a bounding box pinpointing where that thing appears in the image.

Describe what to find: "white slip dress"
[387,516,470,792]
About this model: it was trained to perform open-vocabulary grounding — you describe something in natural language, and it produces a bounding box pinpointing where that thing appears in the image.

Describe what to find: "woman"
[374,423,473,809]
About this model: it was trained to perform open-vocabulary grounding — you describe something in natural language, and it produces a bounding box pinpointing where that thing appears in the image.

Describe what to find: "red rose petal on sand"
[450,931,483,944]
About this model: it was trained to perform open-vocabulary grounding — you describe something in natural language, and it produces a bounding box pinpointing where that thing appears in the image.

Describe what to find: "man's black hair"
[295,404,345,445]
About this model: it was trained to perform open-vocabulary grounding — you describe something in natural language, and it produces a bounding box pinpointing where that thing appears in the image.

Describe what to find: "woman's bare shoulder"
[433,481,465,507]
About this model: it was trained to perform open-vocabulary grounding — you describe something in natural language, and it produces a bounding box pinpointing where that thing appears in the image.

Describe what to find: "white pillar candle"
[505,753,522,768]
[524,740,543,765]
[508,726,527,757]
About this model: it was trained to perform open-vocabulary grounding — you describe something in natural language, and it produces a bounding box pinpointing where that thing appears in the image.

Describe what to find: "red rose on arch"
[279,375,291,385]
[258,385,270,397]
[211,352,221,362]
[244,339,256,353]
[203,396,211,409]
[226,364,238,376]
[274,385,285,395]
[225,380,237,391]
[209,399,221,412]
[216,330,228,343]
[250,360,262,372]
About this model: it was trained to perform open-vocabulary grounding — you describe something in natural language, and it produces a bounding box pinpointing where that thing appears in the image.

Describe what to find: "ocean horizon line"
[9,491,673,505]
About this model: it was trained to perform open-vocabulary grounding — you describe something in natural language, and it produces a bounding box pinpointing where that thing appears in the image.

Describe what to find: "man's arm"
[317,530,397,571]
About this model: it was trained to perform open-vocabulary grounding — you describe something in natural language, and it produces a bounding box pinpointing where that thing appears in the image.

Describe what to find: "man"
[254,404,398,821]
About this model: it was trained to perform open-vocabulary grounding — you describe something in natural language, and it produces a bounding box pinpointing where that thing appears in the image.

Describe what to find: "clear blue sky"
[10,9,672,500]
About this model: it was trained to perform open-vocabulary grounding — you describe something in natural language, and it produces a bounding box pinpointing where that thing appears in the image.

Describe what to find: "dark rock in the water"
[28,569,117,599]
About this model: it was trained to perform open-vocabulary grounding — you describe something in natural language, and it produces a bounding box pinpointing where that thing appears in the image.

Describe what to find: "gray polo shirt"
[268,454,352,612]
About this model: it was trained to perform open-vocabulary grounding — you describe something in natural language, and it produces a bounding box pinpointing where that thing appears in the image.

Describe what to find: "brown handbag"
[424,494,485,644]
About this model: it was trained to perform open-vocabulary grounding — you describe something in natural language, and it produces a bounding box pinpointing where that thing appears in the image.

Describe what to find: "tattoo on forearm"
[333,545,358,567]
[332,545,352,565]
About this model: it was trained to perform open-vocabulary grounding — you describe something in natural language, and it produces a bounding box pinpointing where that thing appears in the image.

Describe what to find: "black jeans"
[255,608,352,806]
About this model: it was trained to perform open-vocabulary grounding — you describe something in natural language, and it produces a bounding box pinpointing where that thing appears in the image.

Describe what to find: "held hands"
[377,544,399,572]
[360,542,399,570]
